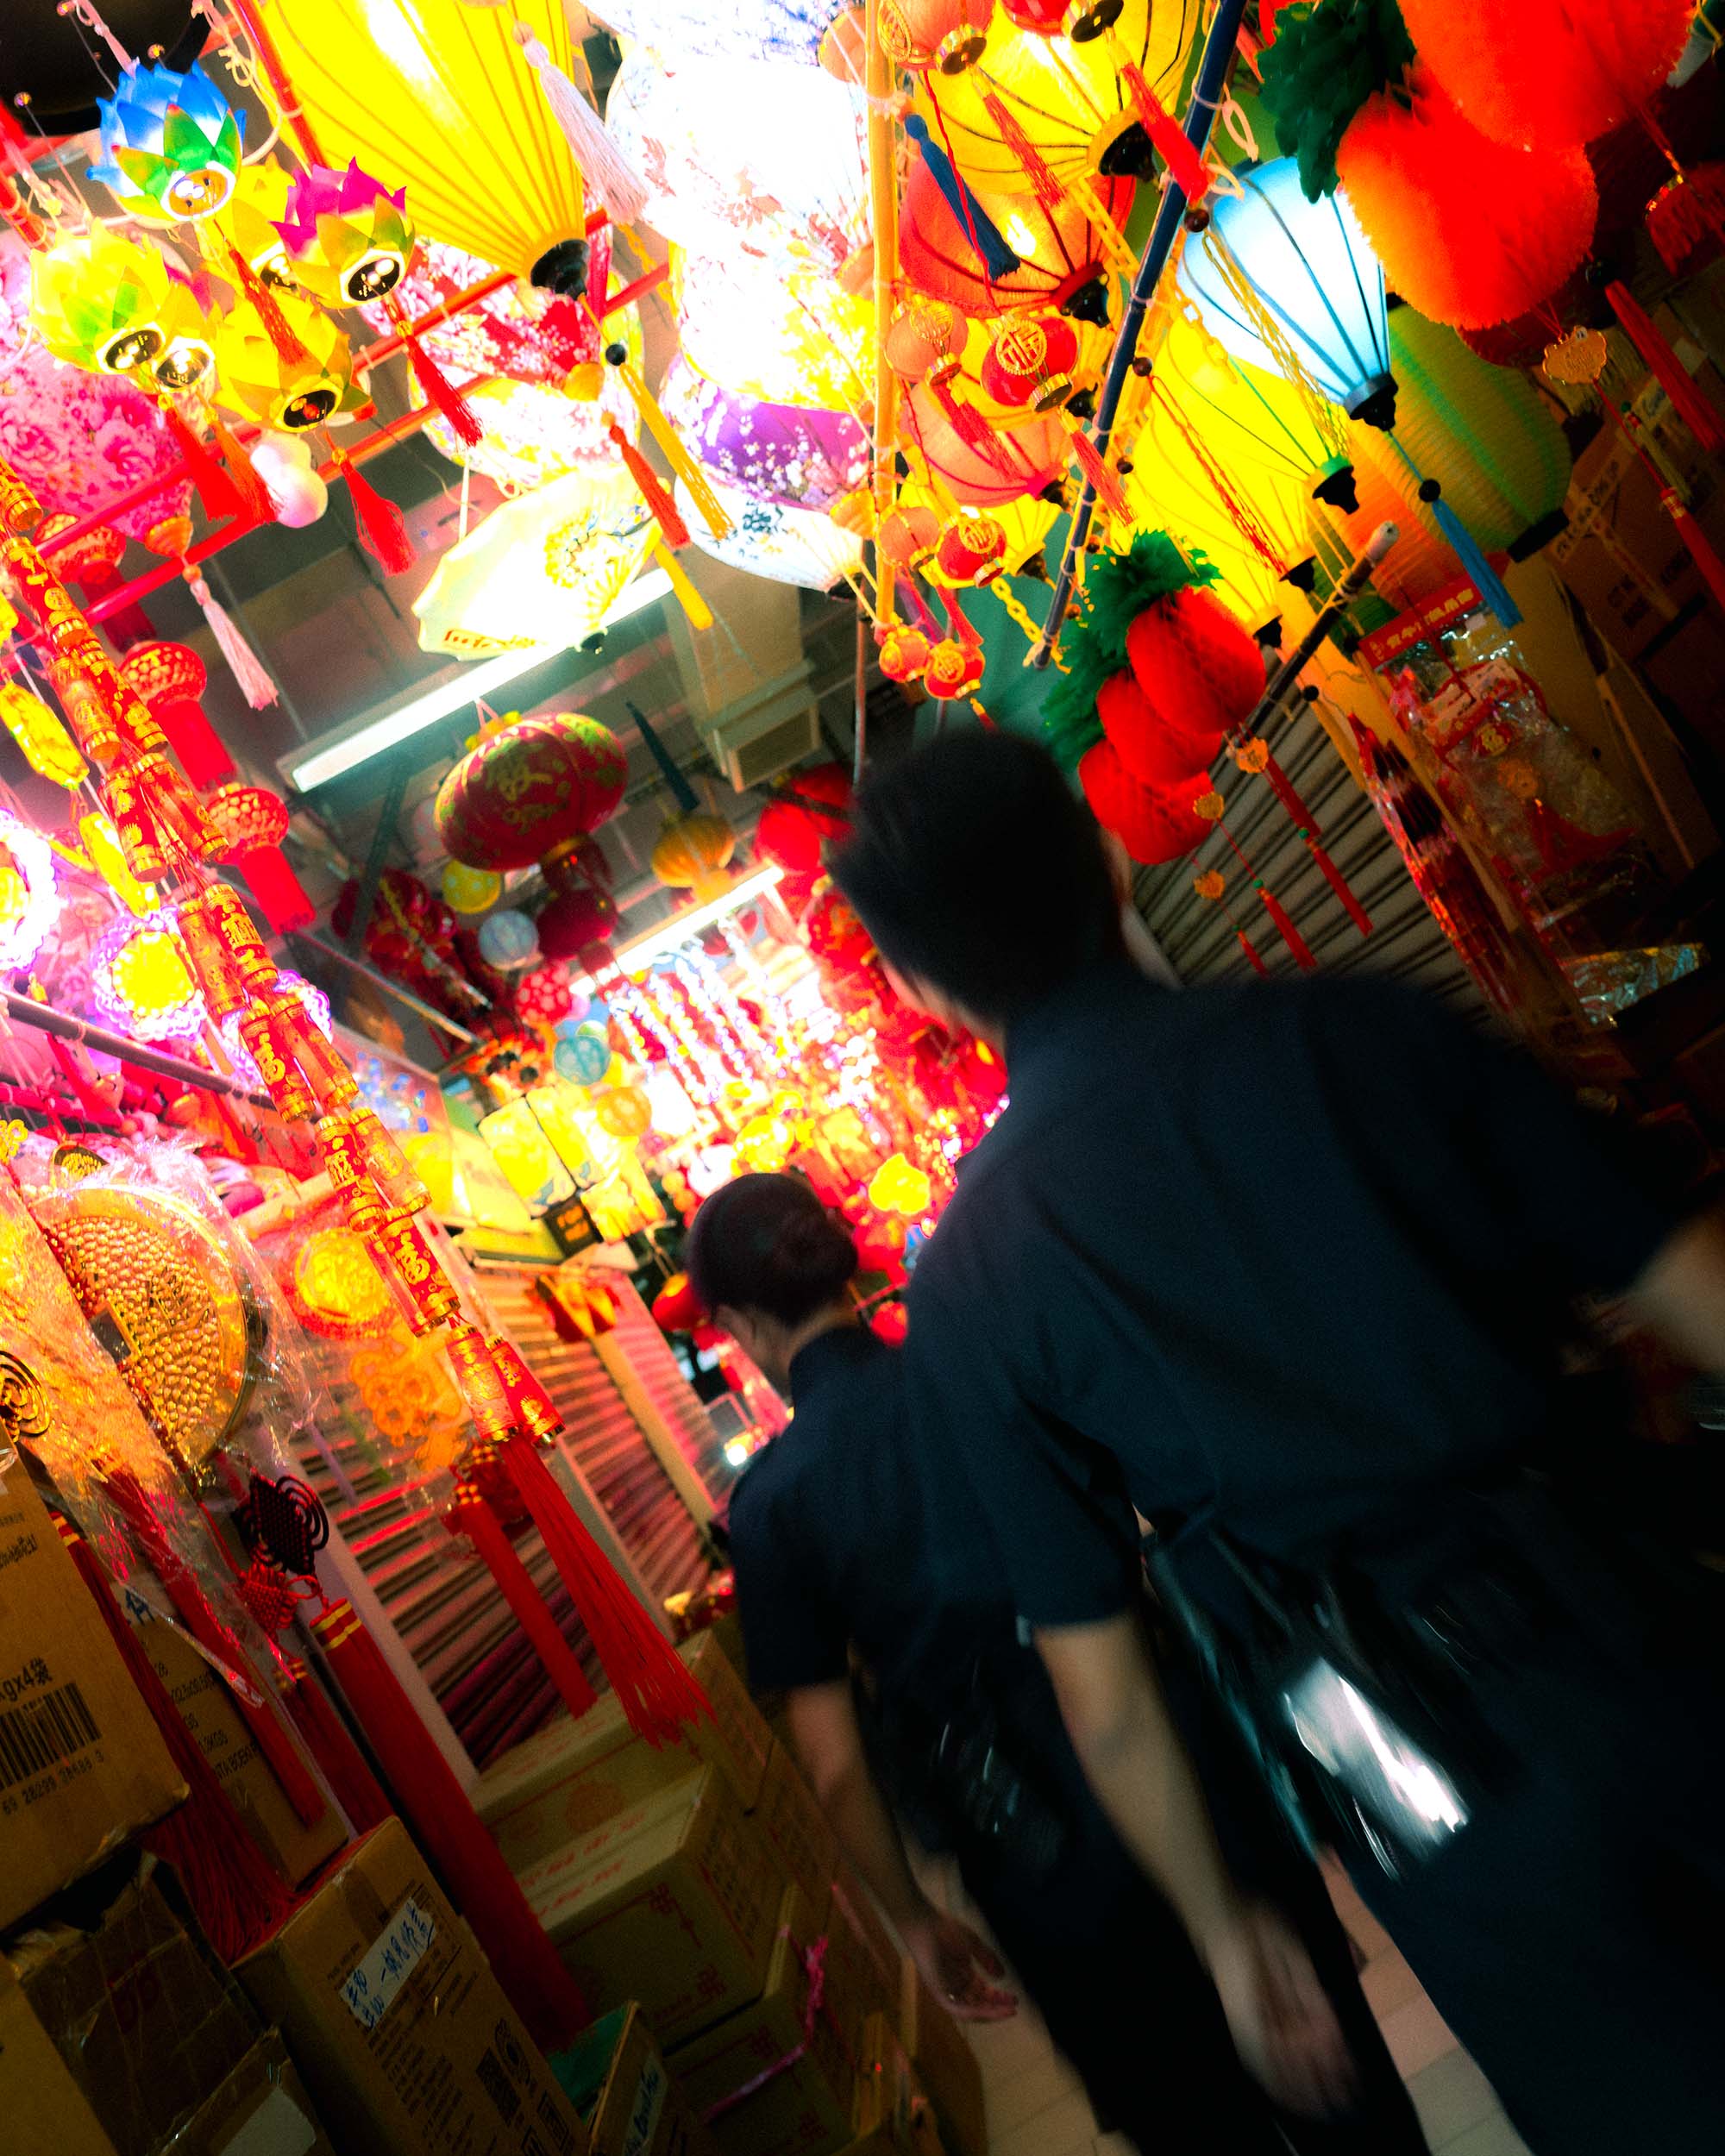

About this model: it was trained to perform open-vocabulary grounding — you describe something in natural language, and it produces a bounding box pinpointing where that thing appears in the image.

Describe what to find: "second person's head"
[687,1172,859,1388]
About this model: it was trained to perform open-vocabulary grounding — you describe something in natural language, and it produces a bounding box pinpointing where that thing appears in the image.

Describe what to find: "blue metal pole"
[1028,0,1251,668]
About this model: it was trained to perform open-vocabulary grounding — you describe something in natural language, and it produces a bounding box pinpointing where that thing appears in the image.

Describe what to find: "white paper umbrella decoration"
[591,0,856,68]
[607,49,869,274]
[678,475,863,592]
[413,462,656,658]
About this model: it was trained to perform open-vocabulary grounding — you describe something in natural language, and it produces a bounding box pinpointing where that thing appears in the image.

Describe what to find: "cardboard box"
[561,2004,720,2156]
[0,1959,116,2156]
[171,2033,337,2156]
[0,1467,185,1931]
[521,1766,786,2049]
[898,1964,986,2156]
[1,1858,260,2156]
[851,2012,919,2149]
[669,1888,859,2156]
[817,1889,898,2073]
[129,1607,346,1887]
[235,1819,589,2156]
[477,1633,770,1872]
[754,1745,841,1917]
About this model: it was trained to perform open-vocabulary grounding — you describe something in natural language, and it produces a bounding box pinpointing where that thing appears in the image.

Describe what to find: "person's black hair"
[829,730,1121,1028]
[686,1174,859,1327]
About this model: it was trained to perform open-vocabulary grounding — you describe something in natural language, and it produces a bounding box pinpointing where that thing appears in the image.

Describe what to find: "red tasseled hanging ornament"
[227,247,310,365]
[982,91,1066,212]
[279,1653,393,1832]
[1065,419,1131,521]
[1236,925,1270,976]
[310,1598,591,2053]
[233,845,317,936]
[207,414,275,523]
[1260,749,1321,833]
[1603,281,1725,452]
[1306,833,1373,937]
[605,417,689,547]
[397,314,484,448]
[1258,884,1317,969]
[155,398,246,522]
[1647,166,1725,278]
[103,1466,328,1827]
[333,449,417,574]
[501,1436,712,1747]
[926,370,1017,470]
[58,1515,298,1961]
[1119,60,1209,203]
[448,1484,597,1720]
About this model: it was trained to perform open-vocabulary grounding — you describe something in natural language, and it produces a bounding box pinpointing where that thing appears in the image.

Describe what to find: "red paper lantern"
[936,514,1007,583]
[901,377,1067,506]
[756,761,853,875]
[435,711,628,873]
[120,640,235,790]
[802,881,875,972]
[1398,0,1692,153]
[203,782,316,934]
[876,625,933,682]
[979,314,1081,411]
[652,1272,703,1332]
[1125,587,1264,742]
[876,504,940,567]
[535,885,619,962]
[1097,668,1222,789]
[513,962,574,1029]
[875,0,994,72]
[1079,740,1210,865]
[1001,0,1067,29]
[884,297,969,384]
[921,638,986,699]
[899,157,1132,321]
[1337,65,1597,331]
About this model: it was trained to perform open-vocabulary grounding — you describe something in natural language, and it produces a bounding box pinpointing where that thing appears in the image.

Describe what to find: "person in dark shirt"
[829,728,1725,2155]
[692,1172,1430,2153]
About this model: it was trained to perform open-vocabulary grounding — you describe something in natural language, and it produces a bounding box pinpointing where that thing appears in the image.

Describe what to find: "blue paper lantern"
[1178,159,1395,426]
[554,1023,612,1086]
[478,907,540,970]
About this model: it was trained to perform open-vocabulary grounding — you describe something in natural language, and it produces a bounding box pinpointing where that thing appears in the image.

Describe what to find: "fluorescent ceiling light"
[571,866,785,993]
[285,565,675,793]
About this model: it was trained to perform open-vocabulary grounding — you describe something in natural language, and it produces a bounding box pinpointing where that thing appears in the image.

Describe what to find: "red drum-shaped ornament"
[876,504,941,568]
[884,297,969,384]
[1097,668,1222,788]
[204,781,315,933]
[875,0,995,72]
[936,515,1007,584]
[1079,740,1210,864]
[120,639,235,790]
[877,627,932,682]
[435,711,627,872]
[979,314,1081,411]
[1125,586,1264,743]
[922,637,986,699]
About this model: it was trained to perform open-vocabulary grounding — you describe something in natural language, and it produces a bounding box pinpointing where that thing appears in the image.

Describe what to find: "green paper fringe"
[1258,0,1414,202]
[1042,531,1216,768]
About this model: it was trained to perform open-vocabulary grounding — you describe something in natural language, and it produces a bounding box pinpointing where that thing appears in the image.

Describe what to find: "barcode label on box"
[0,1677,98,1791]
[342,1896,436,2033]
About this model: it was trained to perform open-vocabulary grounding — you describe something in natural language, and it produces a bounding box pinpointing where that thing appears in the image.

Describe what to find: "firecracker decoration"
[90,60,246,224]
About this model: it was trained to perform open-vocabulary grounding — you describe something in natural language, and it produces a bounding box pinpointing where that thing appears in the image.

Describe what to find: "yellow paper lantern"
[594,1085,653,1142]
[211,291,358,432]
[267,0,590,285]
[916,2,1201,197]
[442,861,503,913]
[651,812,736,902]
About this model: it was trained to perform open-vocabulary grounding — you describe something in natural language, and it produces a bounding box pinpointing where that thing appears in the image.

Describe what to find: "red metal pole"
[227,0,330,166]
[604,260,670,317]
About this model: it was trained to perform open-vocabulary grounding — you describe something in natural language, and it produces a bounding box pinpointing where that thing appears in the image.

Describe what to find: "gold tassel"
[614,361,733,540]
[652,542,713,630]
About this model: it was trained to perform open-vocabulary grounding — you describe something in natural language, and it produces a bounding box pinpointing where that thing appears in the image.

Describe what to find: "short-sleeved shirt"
[727,1326,1121,1705]
[905,963,1678,1631]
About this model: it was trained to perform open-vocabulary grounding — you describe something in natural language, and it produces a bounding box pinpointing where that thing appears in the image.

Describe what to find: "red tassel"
[1068,422,1131,521]
[1603,281,1725,454]
[929,371,1017,471]
[982,91,1065,213]
[310,1597,590,2053]
[1261,749,1322,834]
[1667,493,1725,611]
[1647,164,1725,279]
[1120,61,1209,203]
[156,398,245,523]
[502,1436,711,1748]
[228,247,310,365]
[60,1516,298,1961]
[334,450,416,574]
[939,588,979,647]
[605,417,689,547]
[233,844,317,935]
[405,331,485,448]
[280,1654,392,1832]
[1236,926,1270,976]
[1258,885,1317,969]
[449,1488,597,1720]
[208,413,276,523]
[1307,835,1373,937]
[104,1469,328,1827]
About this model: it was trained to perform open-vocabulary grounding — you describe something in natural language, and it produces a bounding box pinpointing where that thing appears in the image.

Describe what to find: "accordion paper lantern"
[1079,739,1210,866]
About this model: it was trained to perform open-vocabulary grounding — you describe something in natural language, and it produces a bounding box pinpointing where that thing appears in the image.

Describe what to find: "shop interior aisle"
[916,1855,1532,2156]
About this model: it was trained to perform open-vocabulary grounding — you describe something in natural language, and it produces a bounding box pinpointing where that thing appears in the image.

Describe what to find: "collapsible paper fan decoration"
[412,462,656,658]
[590,0,859,69]
[607,48,869,273]
[0,239,191,542]
[678,476,866,590]
[914,0,1201,196]
[660,357,869,512]
[267,0,593,286]
[674,251,874,414]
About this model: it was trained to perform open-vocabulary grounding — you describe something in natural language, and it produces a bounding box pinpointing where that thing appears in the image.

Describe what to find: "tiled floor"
[919,1854,1532,2156]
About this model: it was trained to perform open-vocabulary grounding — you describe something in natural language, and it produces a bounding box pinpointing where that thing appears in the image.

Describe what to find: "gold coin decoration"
[33,1188,261,1471]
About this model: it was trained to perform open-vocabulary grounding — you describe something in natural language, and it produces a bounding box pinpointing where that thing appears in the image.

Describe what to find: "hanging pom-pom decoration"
[903,114,1019,279]
[1603,281,1725,453]
[185,569,280,709]
[511,22,649,223]
[605,417,690,546]
[330,446,417,575]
